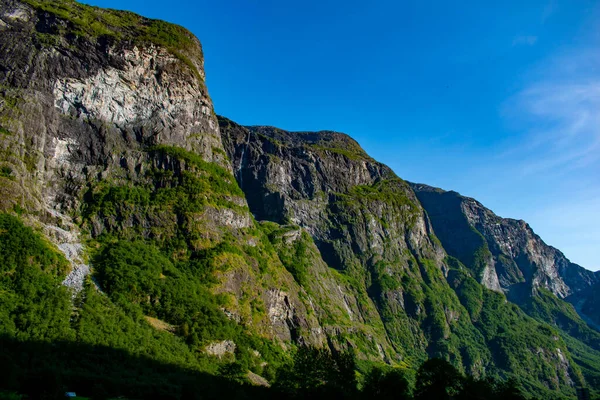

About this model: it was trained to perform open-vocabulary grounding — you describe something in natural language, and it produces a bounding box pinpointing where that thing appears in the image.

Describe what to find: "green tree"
[274,347,357,399]
[415,358,463,400]
[361,366,412,400]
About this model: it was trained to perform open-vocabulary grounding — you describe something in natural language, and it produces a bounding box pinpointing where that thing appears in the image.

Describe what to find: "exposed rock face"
[205,340,237,358]
[0,0,224,299]
[52,45,219,151]
[219,117,441,267]
[410,184,600,363]
[410,184,599,303]
[220,116,585,389]
[0,0,222,217]
[222,120,392,227]
[265,288,303,342]
[0,0,323,348]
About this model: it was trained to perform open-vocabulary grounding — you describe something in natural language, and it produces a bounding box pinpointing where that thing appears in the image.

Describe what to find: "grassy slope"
[0,213,254,398]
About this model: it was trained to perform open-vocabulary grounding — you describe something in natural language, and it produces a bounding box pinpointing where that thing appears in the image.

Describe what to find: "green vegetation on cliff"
[0,214,250,398]
[80,145,299,381]
[0,210,535,399]
[448,268,584,394]
[22,0,204,79]
[0,214,71,341]
[22,0,193,46]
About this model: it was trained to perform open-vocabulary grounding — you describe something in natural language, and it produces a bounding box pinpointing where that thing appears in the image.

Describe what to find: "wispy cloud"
[495,47,600,269]
[515,82,600,174]
[503,49,600,177]
[513,35,538,46]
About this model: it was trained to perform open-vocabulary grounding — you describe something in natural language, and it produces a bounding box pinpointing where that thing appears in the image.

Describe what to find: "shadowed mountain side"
[409,183,598,301]
[0,336,272,400]
[568,280,600,332]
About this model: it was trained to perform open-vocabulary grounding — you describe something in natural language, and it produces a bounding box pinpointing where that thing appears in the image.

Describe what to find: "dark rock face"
[570,277,600,330]
[219,116,442,271]
[410,183,599,305]
[0,0,223,216]
[220,117,394,225]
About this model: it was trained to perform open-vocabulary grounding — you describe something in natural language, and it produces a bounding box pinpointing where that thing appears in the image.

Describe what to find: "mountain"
[409,184,598,301]
[409,183,600,389]
[572,281,600,330]
[409,184,600,328]
[0,0,598,399]
[218,117,600,395]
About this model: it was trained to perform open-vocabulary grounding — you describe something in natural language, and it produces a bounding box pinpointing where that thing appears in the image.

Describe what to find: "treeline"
[271,347,529,400]
[0,342,533,400]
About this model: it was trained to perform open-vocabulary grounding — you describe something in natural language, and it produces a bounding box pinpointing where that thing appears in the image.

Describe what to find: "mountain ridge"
[409,182,598,299]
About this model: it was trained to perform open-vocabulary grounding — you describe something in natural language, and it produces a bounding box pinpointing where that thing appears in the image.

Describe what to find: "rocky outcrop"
[0,0,222,222]
[219,117,440,267]
[220,118,393,227]
[0,0,219,304]
[247,371,270,387]
[40,208,91,294]
[410,184,598,304]
[205,340,237,358]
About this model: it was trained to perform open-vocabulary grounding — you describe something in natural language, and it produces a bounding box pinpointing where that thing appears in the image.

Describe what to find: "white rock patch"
[205,340,236,358]
[53,46,202,126]
[43,209,93,295]
[4,6,30,22]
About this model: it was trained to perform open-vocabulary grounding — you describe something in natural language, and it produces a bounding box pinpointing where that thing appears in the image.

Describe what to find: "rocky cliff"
[0,0,327,363]
[0,0,599,398]
[219,117,595,395]
[409,184,600,332]
[410,183,600,388]
[409,184,598,301]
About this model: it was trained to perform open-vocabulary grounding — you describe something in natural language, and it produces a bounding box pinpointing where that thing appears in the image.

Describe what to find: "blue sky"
[86,0,599,271]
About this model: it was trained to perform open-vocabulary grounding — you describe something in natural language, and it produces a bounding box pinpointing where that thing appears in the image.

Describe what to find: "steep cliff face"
[0,0,223,212]
[220,116,586,393]
[0,0,327,366]
[220,117,450,364]
[570,278,600,330]
[581,283,600,327]
[0,0,231,295]
[409,184,598,303]
[410,183,600,388]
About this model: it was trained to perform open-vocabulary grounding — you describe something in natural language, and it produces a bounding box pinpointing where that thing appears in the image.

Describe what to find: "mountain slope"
[410,183,600,389]
[409,184,598,301]
[0,0,325,388]
[219,116,592,396]
[0,0,598,398]
[409,184,600,331]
